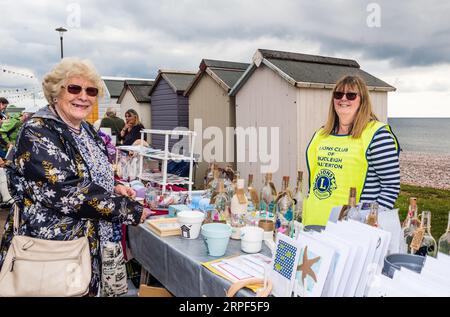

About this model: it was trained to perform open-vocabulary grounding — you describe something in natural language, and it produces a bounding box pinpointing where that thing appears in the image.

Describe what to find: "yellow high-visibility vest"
[302,120,398,226]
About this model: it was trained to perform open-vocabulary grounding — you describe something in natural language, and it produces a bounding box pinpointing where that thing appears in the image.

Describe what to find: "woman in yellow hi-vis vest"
[303,76,400,227]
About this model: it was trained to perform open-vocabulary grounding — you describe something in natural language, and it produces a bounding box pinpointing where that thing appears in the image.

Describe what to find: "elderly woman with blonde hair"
[0,58,150,296]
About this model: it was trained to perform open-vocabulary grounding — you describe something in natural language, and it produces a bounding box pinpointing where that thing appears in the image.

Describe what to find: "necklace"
[51,105,82,134]
[67,125,81,134]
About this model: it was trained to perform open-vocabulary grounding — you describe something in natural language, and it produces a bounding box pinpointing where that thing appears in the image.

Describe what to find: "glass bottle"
[260,173,277,219]
[246,174,260,211]
[230,178,248,239]
[204,162,216,189]
[208,169,220,203]
[343,187,361,222]
[275,176,294,238]
[402,197,420,231]
[144,183,160,209]
[365,201,379,227]
[411,211,437,257]
[212,179,231,223]
[437,211,450,256]
[293,170,305,223]
[402,197,420,253]
[226,171,239,198]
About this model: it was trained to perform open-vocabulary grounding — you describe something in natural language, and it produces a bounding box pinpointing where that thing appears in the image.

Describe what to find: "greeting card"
[293,233,335,297]
[270,234,301,297]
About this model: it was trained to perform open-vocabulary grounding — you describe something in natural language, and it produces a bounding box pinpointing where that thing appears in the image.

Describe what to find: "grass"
[395,184,450,241]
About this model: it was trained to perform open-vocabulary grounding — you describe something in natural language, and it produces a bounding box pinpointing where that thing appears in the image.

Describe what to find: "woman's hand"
[140,208,153,223]
[114,184,136,198]
[120,124,130,136]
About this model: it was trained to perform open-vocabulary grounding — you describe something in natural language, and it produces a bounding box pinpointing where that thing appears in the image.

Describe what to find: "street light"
[55,27,68,59]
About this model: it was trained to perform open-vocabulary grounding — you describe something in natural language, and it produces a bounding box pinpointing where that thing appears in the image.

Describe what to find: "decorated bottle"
[230,179,248,239]
[259,173,277,219]
[437,211,450,256]
[226,171,239,199]
[410,211,437,257]
[246,174,260,211]
[343,187,361,222]
[245,174,260,226]
[293,170,305,223]
[212,179,231,223]
[365,201,379,227]
[402,197,420,253]
[275,176,294,238]
[208,169,221,203]
[402,197,420,230]
[204,162,217,189]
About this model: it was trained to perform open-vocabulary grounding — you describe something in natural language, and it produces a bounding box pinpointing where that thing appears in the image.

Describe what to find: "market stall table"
[128,223,272,297]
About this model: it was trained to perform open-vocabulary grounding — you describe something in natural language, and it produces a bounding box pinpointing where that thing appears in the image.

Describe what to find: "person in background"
[100,107,125,143]
[120,109,146,145]
[0,58,151,296]
[0,106,38,209]
[0,97,8,124]
[302,75,400,227]
[0,112,21,158]
[0,157,11,209]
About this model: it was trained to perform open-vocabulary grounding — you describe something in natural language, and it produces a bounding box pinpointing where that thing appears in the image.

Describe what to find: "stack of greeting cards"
[269,219,392,297]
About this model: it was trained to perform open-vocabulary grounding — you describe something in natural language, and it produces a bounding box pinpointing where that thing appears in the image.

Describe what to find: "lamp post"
[55,27,68,59]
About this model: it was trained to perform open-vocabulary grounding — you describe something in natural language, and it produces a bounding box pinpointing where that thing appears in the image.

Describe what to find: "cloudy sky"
[0,0,449,117]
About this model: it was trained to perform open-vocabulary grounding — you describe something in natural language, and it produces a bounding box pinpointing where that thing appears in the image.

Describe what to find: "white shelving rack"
[116,129,197,198]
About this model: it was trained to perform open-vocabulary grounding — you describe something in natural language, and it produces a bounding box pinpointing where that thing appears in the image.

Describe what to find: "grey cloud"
[1,0,450,83]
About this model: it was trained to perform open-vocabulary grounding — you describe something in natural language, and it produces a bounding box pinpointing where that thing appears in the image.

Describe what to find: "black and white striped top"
[359,127,400,209]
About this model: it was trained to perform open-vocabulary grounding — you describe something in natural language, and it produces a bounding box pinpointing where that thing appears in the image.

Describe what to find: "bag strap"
[13,203,19,236]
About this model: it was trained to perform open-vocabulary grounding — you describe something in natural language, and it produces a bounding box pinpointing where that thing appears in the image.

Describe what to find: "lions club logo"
[313,169,337,200]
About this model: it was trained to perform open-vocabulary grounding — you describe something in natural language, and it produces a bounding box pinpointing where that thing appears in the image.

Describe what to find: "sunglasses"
[63,84,99,97]
[333,91,359,101]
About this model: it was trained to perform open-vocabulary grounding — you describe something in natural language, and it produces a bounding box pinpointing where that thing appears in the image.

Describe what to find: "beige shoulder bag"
[0,204,92,297]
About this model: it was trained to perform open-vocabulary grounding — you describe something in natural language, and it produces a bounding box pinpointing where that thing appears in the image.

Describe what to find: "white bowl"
[240,226,264,253]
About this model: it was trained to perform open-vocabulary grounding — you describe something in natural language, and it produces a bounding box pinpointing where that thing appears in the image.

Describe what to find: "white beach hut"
[229,48,396,190]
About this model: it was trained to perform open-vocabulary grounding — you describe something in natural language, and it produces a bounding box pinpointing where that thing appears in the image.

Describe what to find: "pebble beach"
[400,151,450,190]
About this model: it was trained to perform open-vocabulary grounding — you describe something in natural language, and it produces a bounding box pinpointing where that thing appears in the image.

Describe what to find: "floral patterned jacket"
[0,106,143,296]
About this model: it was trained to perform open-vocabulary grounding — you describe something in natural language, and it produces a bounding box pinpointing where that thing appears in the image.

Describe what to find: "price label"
[410,227,425,252]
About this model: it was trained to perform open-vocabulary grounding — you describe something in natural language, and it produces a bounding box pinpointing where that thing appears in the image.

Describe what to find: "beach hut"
[184,59,250,188]
[117,80,154,131]
[148,70,196,150]
[101,76,152,119]
[229,48,396,189]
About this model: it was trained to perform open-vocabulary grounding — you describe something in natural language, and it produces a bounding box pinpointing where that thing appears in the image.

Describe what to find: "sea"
[388,118,450,155]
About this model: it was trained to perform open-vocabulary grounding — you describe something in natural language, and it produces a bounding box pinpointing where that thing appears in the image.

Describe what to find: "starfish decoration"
[297,246,321,284]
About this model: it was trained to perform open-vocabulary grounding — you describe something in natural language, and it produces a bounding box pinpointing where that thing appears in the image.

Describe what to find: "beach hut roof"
[184,59,250,96]
[229,49,396,96]
[149,70,197,95]
[117,80,154,104]
[102,76,153,98]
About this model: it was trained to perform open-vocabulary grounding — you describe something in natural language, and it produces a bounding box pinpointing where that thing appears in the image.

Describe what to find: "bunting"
[0,67,35,79]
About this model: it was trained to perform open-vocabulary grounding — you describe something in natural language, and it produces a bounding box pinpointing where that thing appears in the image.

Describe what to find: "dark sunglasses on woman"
[333,91,358,100]
[63,84,99,97]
